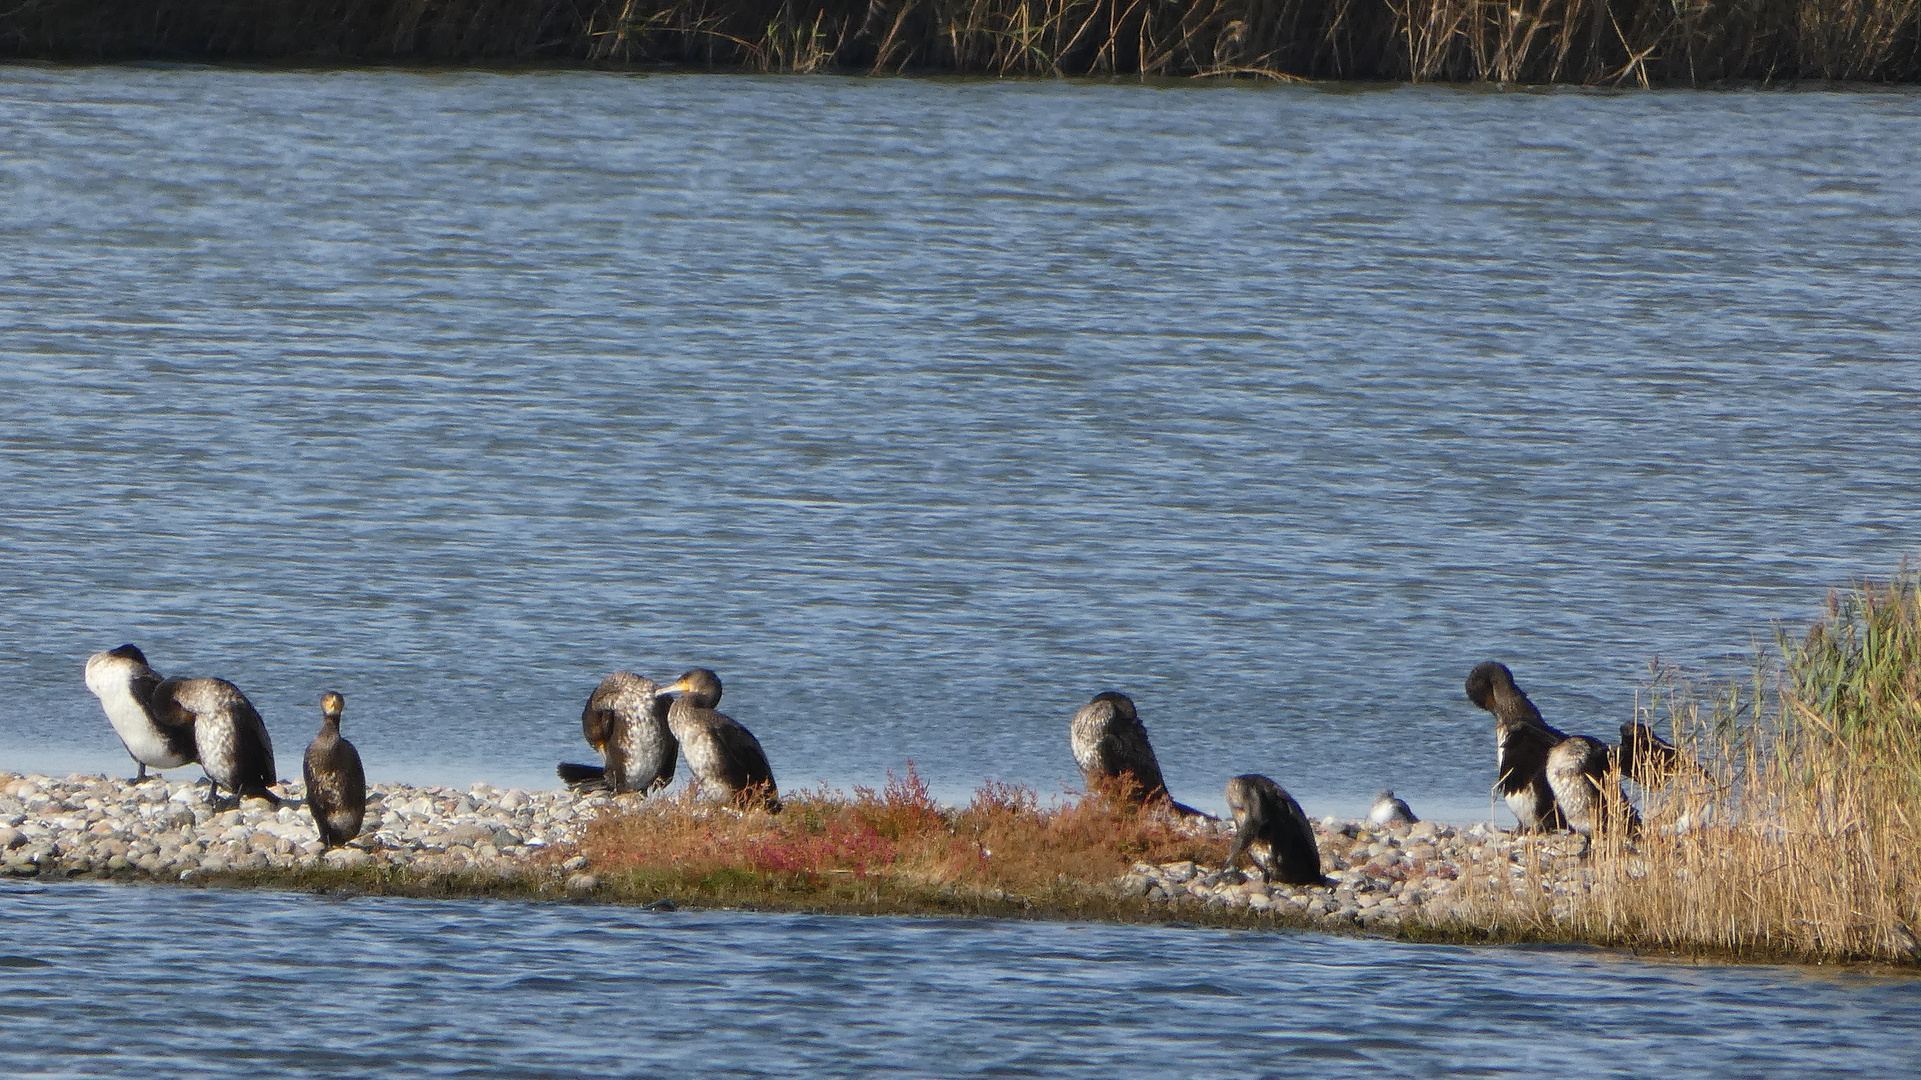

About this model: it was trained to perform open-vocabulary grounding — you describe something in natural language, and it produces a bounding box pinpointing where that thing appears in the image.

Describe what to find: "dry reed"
[1447,572,1921,964]
[6,0,1921,83]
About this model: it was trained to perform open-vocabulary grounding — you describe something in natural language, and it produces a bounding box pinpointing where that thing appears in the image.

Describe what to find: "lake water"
[2,879,1917,1078]
[4,65,1921,1074]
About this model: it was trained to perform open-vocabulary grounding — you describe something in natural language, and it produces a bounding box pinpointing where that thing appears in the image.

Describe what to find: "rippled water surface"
[0,881,1915,1078]
[3,69,1921,821]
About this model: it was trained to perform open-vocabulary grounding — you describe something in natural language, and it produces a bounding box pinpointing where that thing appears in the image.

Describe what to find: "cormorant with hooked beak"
[303,691,366,849]
[657,668,779,812]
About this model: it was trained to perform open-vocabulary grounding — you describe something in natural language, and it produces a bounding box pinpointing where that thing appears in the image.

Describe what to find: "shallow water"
[3,70,1921,822]
[1,880,1916,1078]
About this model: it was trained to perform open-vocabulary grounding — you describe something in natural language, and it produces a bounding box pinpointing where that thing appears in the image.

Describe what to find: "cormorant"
[1068,691,1206,816]
[1367,789,1418,826]
[1545,734,1639,842]
[150,676,279,808]
[657,668,780,812]
[83,644,196,782]
[303,691,366,849]
[557,672,677,795]
[1465,661,1567,832]
[1222,774,1325,886]
[1617,721,1700,785]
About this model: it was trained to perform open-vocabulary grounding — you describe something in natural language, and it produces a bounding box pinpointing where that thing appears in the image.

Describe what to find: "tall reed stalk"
[7,0,1921,83]
[1452,573,1921,963]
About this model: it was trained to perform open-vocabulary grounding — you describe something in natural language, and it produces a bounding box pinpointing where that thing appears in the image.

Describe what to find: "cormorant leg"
[1222,834,1249,873]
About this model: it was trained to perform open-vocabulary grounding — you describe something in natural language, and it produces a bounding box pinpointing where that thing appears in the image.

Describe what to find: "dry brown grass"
[6,0,1921,83]
[1448,574,1921,964]
[579,766,1227,909]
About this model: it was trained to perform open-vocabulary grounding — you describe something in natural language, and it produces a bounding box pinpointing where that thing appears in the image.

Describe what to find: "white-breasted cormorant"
[557,672,677,795]
[1367,789,1418,826]
[83,644,196,782]
[303,691,366,849]
[1222,774,1325,886]
[150,676,279,808]
[1465,661,1567,832]
[657,668,780,812]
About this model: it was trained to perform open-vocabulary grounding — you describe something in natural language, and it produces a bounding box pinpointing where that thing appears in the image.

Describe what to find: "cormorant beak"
[658,678,691,696]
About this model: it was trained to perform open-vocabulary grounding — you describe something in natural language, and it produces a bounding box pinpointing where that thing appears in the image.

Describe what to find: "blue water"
[2,880,1916,1078]
[5,65,1921,1075]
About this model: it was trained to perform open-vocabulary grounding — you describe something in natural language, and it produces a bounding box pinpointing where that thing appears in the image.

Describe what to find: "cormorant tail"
[558,763,611,792]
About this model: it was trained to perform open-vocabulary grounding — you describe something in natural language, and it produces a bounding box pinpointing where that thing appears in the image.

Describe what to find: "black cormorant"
[557,672,677,795]
[83,644,196,782]
[657,668,780,812]
[303,691,366,849]
[1465,661,1567,832]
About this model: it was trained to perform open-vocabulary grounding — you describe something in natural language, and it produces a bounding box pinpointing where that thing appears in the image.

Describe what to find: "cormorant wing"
[1496,722,1558,795]
[714,720,774,790]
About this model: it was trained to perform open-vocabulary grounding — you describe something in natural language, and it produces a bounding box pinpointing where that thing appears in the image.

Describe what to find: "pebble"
[1124,818,1595,931]
[0,770,606,887]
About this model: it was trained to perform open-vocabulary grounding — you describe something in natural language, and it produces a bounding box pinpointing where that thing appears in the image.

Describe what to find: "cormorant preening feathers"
[83,644,197,782]
[1068,691,1205,816]
[1466,661,1566,832]
[150,676,279,807]
[558,672,677,795]
[1222,774,1326,886]
[658,668,780,813]
[304,691,366,849]
[1469,660,1639,840]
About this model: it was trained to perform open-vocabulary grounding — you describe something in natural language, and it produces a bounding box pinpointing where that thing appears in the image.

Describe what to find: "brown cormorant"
[1546,735,1641,844]
[557,672,677,795]
[1465,661,1567,832]
[1068,691,1206,816]
[1367,789,1418,826]
[83,644,196,782]
[1222,774,1325,886]
[1070,691,1168,803]
[657,668,780,812]
[303,691,366,849]
[150,676,279,808]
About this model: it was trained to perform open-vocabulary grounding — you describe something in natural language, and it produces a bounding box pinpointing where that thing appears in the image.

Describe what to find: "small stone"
[562,856,590,872]
[565,873,599,894]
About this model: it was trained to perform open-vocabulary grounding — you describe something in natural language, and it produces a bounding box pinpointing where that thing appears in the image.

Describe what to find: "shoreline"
[8,770,1912,971]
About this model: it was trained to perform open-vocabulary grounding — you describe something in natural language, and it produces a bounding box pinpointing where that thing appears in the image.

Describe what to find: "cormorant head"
[1088,690,1136,720]
[661,668,724,709]
[107,644,150,666]
[320,691,345,721]
[148,678,193,727]
[1464,661,1516,712]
